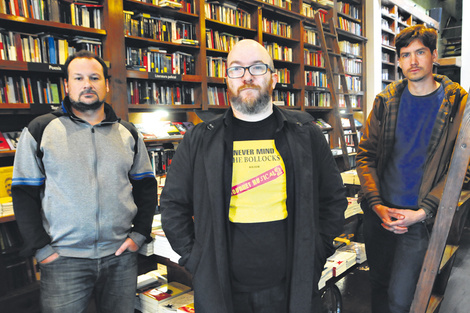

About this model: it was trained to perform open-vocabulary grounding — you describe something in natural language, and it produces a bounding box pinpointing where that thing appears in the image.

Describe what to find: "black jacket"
[161,106,347,312]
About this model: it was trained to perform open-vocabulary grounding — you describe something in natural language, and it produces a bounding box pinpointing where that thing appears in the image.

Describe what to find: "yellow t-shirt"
[229,140,287,223]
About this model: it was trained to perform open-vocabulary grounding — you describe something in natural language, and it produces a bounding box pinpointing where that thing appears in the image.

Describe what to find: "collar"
[222,106,286,132]
[61,96,120,124]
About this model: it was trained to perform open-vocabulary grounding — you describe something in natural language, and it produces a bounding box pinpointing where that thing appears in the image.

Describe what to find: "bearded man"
[160,39,347,313]
[12,50,157,313]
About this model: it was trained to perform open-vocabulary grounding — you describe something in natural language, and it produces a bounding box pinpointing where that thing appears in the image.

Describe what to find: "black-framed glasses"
[226,63,272,78]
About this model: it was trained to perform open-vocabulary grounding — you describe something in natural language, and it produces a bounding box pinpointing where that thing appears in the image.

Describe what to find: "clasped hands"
[372,204,426,234]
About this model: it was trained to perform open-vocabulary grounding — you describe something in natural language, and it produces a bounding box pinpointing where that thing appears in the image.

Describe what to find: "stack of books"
[337,242,367,264]
[159,0,183,9]
[326,250,357,277]
[153,229,181,263]
[0,198,13,217]
[159,290,194,312]
[139,282,191,313]
[137,270,167,293]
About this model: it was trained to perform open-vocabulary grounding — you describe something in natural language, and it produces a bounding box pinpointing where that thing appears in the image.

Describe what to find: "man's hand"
[115,237,139,256]
[372,204,426,234]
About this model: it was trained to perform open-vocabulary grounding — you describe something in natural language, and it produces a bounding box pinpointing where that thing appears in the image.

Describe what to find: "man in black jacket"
[161,39,347,313]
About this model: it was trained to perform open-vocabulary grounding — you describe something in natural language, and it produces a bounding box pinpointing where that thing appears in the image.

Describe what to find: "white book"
[8,32,17,61]
[6,77,17,103]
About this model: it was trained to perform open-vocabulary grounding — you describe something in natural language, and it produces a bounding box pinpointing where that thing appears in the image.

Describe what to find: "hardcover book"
[2,131,22,150]
[177,303,195,313]
[0,132,11,151]
[159,291,194,313]
[140,282,191,313]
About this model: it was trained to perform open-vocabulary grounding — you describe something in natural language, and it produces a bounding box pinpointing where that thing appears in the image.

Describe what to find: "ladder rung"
[328,52,342,57]
[426,295,443,313]
[439,245,459,272]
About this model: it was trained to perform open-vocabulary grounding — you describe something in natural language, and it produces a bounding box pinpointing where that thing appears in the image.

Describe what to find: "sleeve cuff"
[422,207,435,220]
[35,244,56,263]
[129,232,146,248]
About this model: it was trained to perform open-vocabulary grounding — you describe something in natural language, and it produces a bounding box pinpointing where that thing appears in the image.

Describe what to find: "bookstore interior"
[0,0,468,312]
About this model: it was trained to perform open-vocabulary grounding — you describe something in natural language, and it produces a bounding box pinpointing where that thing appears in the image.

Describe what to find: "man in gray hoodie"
[12,50,157,313]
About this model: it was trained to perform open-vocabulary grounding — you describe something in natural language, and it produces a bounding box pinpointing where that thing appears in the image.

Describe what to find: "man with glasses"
[160,39,347,313]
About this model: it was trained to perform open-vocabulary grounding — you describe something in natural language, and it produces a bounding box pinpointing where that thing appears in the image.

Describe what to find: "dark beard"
[229,86,272,115]
[69,92,103,112]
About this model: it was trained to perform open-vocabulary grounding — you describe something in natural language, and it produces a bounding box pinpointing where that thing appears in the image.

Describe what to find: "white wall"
[365,0,382,118]
[461,1,469,92]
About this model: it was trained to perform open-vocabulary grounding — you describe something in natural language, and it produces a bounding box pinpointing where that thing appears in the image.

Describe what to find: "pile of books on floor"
[136,271,194,313]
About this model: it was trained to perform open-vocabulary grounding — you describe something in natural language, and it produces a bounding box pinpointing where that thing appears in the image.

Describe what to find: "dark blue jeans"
[39,252,138,313]
[363,204,430,313]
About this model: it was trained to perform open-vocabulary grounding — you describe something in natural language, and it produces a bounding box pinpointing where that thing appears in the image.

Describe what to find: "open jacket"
[356,74,468,221]
[160,106,347,313]
[12,97,157,262]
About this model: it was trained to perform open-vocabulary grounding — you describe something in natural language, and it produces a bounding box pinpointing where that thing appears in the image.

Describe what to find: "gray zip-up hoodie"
[12,97,157,262]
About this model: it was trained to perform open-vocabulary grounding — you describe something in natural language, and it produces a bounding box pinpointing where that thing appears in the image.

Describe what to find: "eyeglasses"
[226,63,272,78]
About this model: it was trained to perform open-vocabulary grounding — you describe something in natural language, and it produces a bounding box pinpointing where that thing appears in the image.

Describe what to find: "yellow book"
[0,166,13,198]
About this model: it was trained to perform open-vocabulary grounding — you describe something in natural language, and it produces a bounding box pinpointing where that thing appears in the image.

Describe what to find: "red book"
[13,0,20,16]
[0,131,12,151]
[14,33,24,62]
[142,288,173,301]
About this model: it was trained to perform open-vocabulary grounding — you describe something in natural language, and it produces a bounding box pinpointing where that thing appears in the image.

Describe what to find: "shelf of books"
[1,0,369,161]
[0,164,40,313]
[300,0,366,153]
[0,1,108,309]
[203,0,257,109]
[123,0,201,111]
[0,0,106,116]
[0,0,371,309]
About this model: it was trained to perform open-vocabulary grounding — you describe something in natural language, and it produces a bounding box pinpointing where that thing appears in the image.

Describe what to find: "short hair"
[63,50,108,79]
[395,25,438,56]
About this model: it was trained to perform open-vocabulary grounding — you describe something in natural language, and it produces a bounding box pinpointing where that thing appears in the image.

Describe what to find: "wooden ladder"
[410,95,470,312]
[314,8,359,170]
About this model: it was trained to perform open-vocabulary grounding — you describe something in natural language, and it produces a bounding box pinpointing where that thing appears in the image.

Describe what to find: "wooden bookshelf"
[380,0,439,90]
[0,0,369,305]
[0,0,368,164]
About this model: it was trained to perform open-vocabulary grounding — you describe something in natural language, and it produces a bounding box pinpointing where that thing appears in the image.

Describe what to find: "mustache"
[79,89,98,96]
[238,84,260,92]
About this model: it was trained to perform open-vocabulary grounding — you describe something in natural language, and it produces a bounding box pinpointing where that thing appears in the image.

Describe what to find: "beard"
[228,81,273,115]
[69,89,104,112]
